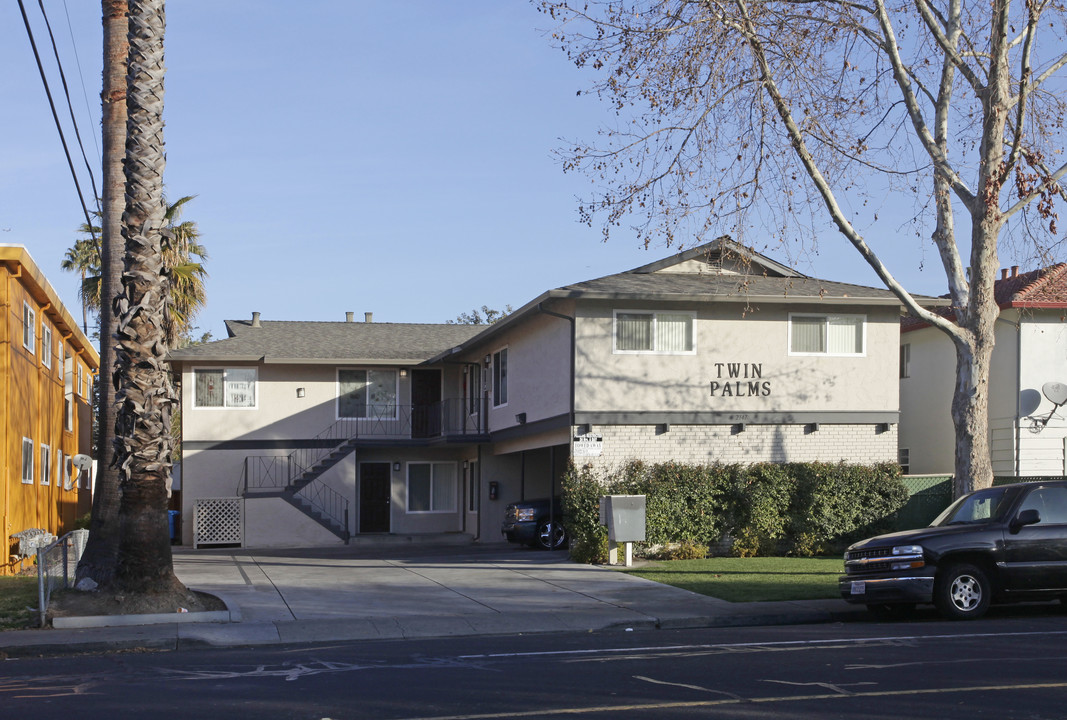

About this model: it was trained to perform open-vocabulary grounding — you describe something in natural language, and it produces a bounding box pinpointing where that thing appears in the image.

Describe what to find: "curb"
[50,589,239,629]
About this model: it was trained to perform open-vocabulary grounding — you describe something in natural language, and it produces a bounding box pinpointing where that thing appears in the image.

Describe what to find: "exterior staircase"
[243,431,359,543]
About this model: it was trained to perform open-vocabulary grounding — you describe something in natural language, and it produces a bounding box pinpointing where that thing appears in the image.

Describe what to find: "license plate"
[850,581,866,595]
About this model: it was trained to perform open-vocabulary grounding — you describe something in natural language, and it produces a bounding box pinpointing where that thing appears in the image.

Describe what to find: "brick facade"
[574,423,898,472]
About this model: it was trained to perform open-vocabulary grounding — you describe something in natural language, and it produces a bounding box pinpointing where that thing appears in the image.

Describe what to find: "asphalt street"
[3,608,1067,719]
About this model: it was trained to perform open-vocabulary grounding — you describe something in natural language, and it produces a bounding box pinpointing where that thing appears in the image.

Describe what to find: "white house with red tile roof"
[899,264,1067,476]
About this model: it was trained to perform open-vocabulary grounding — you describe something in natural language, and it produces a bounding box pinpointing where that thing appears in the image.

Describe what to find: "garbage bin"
[168,510,180,544]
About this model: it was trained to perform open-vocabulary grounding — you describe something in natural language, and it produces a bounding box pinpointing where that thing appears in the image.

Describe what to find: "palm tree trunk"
[113,0,184,595]
[77,0,128,588]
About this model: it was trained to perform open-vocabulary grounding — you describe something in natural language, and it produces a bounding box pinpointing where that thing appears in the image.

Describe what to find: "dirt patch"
[48,588,225,620]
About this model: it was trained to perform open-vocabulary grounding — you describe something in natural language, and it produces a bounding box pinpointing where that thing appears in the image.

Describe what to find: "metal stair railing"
[293,481,351,541]
[287,405,412,480]
[243,454,289,492]
[242,455,349,541]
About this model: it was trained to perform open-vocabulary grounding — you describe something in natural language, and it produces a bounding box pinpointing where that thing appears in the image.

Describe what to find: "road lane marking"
[455,629,1067,661]
[388,681,1067,720]
[633,675,743,699]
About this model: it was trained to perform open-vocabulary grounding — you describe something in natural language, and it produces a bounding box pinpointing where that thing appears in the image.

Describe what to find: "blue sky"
[2,1,991,340]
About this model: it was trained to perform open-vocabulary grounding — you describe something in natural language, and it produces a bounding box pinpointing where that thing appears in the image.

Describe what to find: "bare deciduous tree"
[542,0,1067,495]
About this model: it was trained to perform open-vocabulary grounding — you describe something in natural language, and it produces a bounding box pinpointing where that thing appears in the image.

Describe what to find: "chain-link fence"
[36,529,88,627]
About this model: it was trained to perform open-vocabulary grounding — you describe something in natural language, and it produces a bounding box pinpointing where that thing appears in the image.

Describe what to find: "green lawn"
[623,556,843,602]
[0,576,39,630]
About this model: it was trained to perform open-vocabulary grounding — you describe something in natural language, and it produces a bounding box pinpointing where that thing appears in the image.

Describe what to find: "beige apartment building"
[169,238,911,548]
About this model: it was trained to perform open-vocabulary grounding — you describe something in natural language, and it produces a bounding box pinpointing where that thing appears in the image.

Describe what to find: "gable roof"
[553,237,900,303]
[429,237,924,362]
[902,263,1067,332]
[167,319,482,365]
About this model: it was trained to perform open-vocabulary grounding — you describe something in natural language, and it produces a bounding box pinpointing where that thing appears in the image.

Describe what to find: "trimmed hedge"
[561,461,908,560]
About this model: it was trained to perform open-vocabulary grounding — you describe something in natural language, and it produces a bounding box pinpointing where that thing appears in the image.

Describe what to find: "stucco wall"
[898,326,956,474]
[1016,311,1067,474]
[180,362,415,443]
[476,311,572,431]
[574,301,900,415]
[899,308,1067,477]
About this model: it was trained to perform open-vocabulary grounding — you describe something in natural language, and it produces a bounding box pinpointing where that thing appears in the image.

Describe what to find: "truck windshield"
[931,487,1010,526]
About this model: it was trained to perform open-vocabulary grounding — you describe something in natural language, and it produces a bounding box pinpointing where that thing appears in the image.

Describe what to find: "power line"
[36,0,102,215]
[16,0,100,240]
[62,0,103,170]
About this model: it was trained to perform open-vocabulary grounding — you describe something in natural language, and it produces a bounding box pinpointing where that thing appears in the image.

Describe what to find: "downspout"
[473,444,482,541]
[538,302,575,543]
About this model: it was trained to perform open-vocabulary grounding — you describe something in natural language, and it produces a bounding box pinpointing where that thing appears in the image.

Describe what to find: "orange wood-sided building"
[2,245,98,572]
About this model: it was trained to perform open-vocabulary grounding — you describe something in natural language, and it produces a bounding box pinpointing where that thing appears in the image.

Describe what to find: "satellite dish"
[67,454,92,491]
[1043,381,1067,407]
[1031,381,1067,433]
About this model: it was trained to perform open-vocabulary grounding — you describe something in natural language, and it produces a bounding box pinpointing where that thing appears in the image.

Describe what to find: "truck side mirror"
[1010,508,1041,533]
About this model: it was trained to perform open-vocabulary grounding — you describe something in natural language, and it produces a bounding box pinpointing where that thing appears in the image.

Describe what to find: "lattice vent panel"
[194,497,244,548]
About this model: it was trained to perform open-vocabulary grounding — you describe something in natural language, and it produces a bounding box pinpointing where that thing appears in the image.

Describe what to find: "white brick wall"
[576,423,897,472]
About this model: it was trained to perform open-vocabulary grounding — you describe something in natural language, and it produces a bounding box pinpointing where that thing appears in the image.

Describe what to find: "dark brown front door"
[359,463,391,533]
[411,369,441,438]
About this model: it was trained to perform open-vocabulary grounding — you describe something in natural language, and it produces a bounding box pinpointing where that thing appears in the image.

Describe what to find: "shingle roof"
[557,271,903,302]
[166,320,483,364]
[902,263,1067,332]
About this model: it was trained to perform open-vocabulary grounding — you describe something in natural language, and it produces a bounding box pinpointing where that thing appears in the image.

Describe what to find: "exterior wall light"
[393,462,401,472]
[515,412,527,425]
[399,368,408,378]
[296,387,306,398]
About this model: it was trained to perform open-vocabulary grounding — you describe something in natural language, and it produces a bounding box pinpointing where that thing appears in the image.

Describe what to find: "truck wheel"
[934,563,991,620]
[536,520,567,550]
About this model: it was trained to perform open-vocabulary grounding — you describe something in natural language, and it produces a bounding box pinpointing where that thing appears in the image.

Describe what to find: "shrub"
[785,462,908,555]
[559,459,909,563]
[561,464,609,564]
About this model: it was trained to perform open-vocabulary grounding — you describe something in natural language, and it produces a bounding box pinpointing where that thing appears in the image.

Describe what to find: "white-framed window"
[194,368,258,408]
[338,368,398,418]
[788,313,866,356]
[492,348,508,407]
[40,445,52,486]
[56,449,66,490]
[22,302,36,354]
[613,310,696,354]
[900,343,911,379]
[64,351,74,431]
[41,323,53,369]
[406,462,457,513]
[78,364,84,397]
[21,438,34,484]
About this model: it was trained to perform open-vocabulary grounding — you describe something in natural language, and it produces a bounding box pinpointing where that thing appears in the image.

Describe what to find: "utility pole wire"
[17,0,100,241]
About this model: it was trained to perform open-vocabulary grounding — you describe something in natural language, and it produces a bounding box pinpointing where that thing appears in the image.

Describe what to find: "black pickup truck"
[501,498,567,550]
[841,480,1067,619]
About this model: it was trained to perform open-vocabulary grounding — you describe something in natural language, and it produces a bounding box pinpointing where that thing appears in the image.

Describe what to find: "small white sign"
[573,435,604,457]
[850,581,866,596]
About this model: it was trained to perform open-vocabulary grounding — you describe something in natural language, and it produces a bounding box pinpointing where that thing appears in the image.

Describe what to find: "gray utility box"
[599,495,647,543]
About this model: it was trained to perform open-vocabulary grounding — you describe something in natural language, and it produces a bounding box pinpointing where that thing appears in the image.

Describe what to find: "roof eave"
[547,289,908,305]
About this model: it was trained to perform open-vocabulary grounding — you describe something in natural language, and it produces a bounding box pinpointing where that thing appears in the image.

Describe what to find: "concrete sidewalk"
[0,544,865,657]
